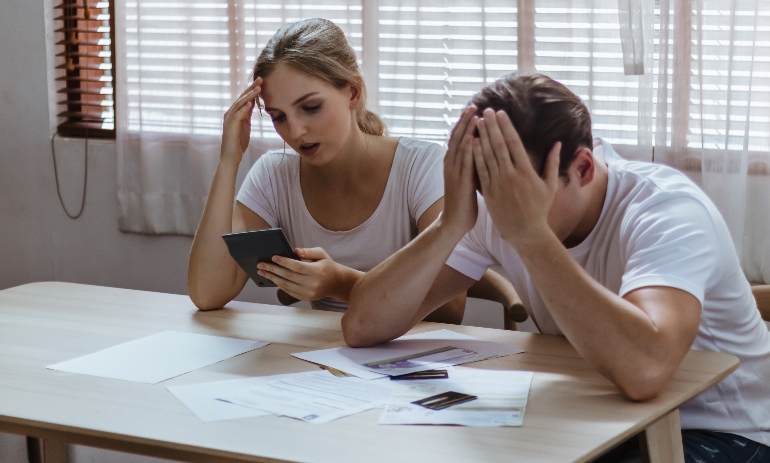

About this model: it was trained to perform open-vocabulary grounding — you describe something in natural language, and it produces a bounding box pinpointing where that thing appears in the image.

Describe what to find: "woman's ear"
[348,84,362,110]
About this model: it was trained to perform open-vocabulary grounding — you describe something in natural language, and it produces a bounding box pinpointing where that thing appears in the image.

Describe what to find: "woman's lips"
[299,143,319,156]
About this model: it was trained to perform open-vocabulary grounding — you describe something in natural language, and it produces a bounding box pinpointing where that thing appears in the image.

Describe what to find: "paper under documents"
[48,331,268,384]
[167,375,296,422]
[379,369,533,426]
[293,329,523,379]
[218,370,395,424]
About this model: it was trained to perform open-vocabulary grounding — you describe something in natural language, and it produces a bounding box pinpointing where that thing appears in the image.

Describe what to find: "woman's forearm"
[188,159,245,309]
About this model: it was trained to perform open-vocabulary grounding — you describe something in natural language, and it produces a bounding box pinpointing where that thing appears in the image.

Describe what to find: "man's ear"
[571,147,595,187]
[348,84,362,110]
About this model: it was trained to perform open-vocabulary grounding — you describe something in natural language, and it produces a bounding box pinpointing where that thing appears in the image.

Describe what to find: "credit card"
[390,369,449,381]
[412,391,477,410]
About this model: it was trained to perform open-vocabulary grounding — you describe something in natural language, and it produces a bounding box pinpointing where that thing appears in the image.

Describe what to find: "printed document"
[379,369,534,426]
[218,370,395,424]
[293,329,523,379]
[47,331,268,383]
[167,375,298,422]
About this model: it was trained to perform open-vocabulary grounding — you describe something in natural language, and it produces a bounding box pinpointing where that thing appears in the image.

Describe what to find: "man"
[343,73,770,461]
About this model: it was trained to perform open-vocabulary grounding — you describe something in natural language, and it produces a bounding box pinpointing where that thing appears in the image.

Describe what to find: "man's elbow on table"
[341,312,379,347]
[612,362,673,402]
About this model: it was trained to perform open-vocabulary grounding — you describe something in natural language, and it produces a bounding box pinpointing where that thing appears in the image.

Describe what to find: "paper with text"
[167,375,297,422]
[218,370,395,424]
[293,329,523,379]
[379,369,534,426]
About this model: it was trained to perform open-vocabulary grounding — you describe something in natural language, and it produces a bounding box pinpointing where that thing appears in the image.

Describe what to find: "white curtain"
[651,0,770,282]
[116,0,770,282]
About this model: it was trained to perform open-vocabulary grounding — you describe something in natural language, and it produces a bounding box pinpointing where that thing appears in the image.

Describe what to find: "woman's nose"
[287,119,307,140]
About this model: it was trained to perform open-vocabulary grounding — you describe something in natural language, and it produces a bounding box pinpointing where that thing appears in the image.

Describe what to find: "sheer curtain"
[652,0,770,282]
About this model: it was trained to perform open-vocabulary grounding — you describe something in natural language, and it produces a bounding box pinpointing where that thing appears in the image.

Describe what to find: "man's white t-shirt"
[446,138,770,445]
[237,137,444,312]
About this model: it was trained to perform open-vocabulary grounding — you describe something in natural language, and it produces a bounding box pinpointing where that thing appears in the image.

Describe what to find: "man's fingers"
[495,110,529,168]
[449,116,479,171]
[481,109,511,170]
[472,137,490,191]
[448,106,476,152]
[544,142,562,188]
[477,119,501,175]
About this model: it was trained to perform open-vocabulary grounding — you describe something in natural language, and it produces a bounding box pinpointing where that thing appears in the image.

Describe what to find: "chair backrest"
[467,270,528,331]
[752,285,770,322]
[279,273,529,331]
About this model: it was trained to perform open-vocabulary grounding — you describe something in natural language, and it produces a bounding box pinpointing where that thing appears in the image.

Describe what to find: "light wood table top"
[0,282,738,463]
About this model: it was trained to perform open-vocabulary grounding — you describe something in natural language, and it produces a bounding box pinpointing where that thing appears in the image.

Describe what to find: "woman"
[188,18,464,320]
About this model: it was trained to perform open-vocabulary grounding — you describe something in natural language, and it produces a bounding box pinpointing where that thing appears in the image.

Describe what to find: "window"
[54,0,115,138]
[120,0,770,156]
[124,1,360,138]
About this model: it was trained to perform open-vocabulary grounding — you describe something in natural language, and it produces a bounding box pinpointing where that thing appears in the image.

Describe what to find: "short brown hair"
[253,18,386,136]
[470,73,592,177]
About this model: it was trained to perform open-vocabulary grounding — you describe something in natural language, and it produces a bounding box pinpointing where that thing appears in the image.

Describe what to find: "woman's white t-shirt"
[446,138,770,446]
[236,137,445,312]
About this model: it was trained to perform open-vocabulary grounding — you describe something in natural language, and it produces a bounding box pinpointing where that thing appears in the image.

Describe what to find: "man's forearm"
[343,219,465,346]
[513,231,695,400]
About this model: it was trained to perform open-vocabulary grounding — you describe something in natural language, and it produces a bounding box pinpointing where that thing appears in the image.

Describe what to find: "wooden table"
[0,282,738,463]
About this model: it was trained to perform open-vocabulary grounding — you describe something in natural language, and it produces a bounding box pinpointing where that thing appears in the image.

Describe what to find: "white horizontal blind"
[123,0,770,155]
[532,0,652,147]
[124,1,360,137]
[124,1,234,135]
[687,0,770,154]
[377,0,518,143]
[243,1,362,140]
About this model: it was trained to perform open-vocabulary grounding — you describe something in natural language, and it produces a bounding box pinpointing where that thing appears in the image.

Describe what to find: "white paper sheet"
[218,370,395,424]
[292,329,523,379]
[47,331,268,384]
[167,375,295,422]
[379,369,534,426]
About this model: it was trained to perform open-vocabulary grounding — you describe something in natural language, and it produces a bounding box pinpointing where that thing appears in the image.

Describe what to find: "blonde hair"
[253,18,386,136]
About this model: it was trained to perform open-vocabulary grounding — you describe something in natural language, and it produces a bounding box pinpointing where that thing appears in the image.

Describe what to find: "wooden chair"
[467,269,528,331]
[277,269,528,331]
[751,284,770,322]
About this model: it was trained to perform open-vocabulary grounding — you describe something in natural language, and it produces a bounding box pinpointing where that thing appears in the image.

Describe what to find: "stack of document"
[162,329,527,426]
[293,329,523,380]
[217,370,395,424]
[168,370,395,424]
[379,369,534,427]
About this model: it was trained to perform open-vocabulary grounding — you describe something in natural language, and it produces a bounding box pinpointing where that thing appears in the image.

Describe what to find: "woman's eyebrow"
[263,92,320,112]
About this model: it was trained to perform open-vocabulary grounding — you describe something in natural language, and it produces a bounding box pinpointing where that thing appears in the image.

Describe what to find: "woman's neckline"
[296,137,403,234]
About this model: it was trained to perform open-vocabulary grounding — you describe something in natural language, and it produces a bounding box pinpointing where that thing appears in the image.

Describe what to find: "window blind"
[377,0,518,143]
[54,0,115,138]
[124,1,361,139]
[686,0,770,153]
[120,0,770,158]
[532,0,651,147]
